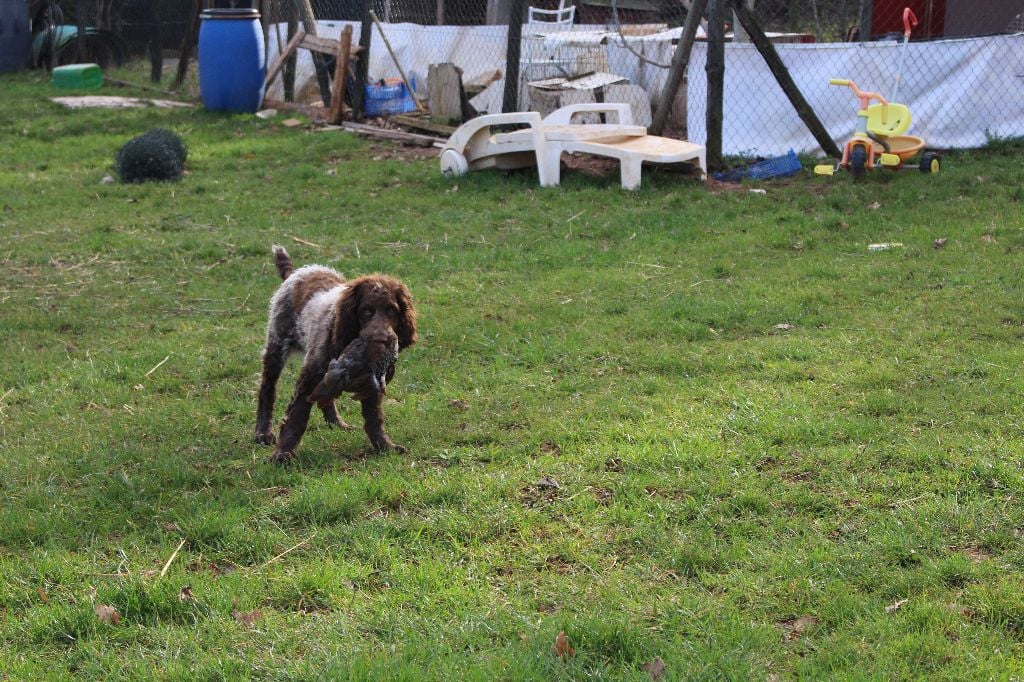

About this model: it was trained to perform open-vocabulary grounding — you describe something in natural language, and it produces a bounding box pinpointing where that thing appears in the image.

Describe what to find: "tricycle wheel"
[850,145,867,180]
[919,152,940,174]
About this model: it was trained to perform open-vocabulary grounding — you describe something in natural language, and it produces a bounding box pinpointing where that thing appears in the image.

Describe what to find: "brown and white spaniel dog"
[255,246,416,464]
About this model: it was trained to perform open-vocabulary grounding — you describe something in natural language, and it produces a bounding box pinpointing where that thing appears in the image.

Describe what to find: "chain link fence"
[46,0,1024,157]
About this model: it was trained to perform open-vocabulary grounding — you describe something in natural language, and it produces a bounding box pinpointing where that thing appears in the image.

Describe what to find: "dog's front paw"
[372,436,407,454]
[269,448,295,465]
[255,430,276,446]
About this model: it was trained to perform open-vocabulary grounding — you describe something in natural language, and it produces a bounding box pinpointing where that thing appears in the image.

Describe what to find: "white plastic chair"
[440,103,707,190]
[522,0,577,89]
[527,0,576,27]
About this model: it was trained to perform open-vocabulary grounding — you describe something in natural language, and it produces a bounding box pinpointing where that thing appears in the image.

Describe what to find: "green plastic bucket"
[51,63,104,89]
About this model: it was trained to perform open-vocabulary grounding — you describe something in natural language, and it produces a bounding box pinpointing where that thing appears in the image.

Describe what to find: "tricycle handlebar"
[829,78,889,109]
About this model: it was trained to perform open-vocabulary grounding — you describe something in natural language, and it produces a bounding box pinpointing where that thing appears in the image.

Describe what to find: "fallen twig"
[144,355,171,378]
[251,533,316,573]
[159,538,187,577]
[291,236,322,248]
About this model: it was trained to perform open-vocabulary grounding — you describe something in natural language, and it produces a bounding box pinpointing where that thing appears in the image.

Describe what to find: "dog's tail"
[272,245,294,280]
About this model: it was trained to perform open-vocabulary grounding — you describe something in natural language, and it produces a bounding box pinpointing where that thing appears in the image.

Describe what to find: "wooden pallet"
[263,26,362,125]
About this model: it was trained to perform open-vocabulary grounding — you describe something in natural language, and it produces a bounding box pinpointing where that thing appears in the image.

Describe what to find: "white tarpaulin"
[265,21,509,101]
[687,34,1024,156]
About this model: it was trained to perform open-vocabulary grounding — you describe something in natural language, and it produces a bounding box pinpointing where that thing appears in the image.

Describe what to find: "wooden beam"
[173,0,202,89]
[732,1,842,158]
[328,25,353,125]
[502,0,525,112]
[353,0,373,120]
[391,114,457,136]
[264,30,305,91]
[339,121,445,146]
[299,33,345,55]
[650,0,708,135]
[705,0,725,171]
[292,0,332,107]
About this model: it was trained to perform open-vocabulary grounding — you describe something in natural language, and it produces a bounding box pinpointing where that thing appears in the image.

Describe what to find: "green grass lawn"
[1,64,1023,680]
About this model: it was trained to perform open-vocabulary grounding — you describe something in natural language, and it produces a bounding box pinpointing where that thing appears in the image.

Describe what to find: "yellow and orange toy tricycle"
[815,8,940,179]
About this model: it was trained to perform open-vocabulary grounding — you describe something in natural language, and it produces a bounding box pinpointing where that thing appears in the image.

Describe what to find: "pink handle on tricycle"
[829,79,889,109]
[903,7,919,39]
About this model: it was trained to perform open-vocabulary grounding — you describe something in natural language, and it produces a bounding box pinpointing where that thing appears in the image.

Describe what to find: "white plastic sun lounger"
[439,103,706,189]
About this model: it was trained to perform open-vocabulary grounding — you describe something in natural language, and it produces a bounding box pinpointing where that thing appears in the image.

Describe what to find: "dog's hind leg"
[318,399,355,430]
[255,341,287,445]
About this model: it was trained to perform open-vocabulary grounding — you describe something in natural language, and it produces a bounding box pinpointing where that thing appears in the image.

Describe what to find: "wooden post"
[284,9,298,102]
[436,0,445,25]
[75,0,87,63]
[732,1,842,158]
[858,0,872,41]
[650,0,708,135]
[502,0,525,113]
[353,0,373,120]
[292,0,332,107]
[148,0,163,83]
[705,0,725,171]
[329,25,353,124]
[428,63,464,124]
[173,0,202,90]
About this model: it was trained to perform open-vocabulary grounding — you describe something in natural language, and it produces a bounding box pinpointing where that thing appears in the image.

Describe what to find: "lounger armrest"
[443,112,544,153]
[543,103,634,126]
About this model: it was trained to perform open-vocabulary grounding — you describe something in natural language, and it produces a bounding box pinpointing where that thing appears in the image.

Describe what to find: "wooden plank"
[391,114,456,136]
[299,33,344,55]
[427,63,463,124]
[261,97,326,118]
[265,30,305,91]
[329,25,353,125]
[341,122,445,146]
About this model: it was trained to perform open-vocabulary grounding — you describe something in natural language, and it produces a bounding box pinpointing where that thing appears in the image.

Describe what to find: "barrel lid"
[200,8,261,20]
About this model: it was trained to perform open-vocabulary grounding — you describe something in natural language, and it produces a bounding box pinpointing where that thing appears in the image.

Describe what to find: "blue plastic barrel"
[198,8,266,113]
[0,0,31,73]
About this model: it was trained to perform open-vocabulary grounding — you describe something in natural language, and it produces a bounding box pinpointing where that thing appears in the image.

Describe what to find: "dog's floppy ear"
[394,280,417,350]
[334,279,364,348]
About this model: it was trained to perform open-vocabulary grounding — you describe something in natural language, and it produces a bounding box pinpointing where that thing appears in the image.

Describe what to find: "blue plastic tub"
[714,149,802,182]
[198,8,266,113]
[365,78,418,117]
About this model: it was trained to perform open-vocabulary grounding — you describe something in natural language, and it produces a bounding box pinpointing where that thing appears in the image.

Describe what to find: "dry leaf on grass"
[449,399,469,410]
[233,609,263,627]
[539,440,561,456]
[885,598,908,613]
[774,323,794,331]
[778,615,818,641]
[178,585,194,602]
[642,656,666,679]
[37,588,50,605]
[554,630,575,658]
[95,604,121,625]
[981,234,996,243]
[933,237,948,248]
